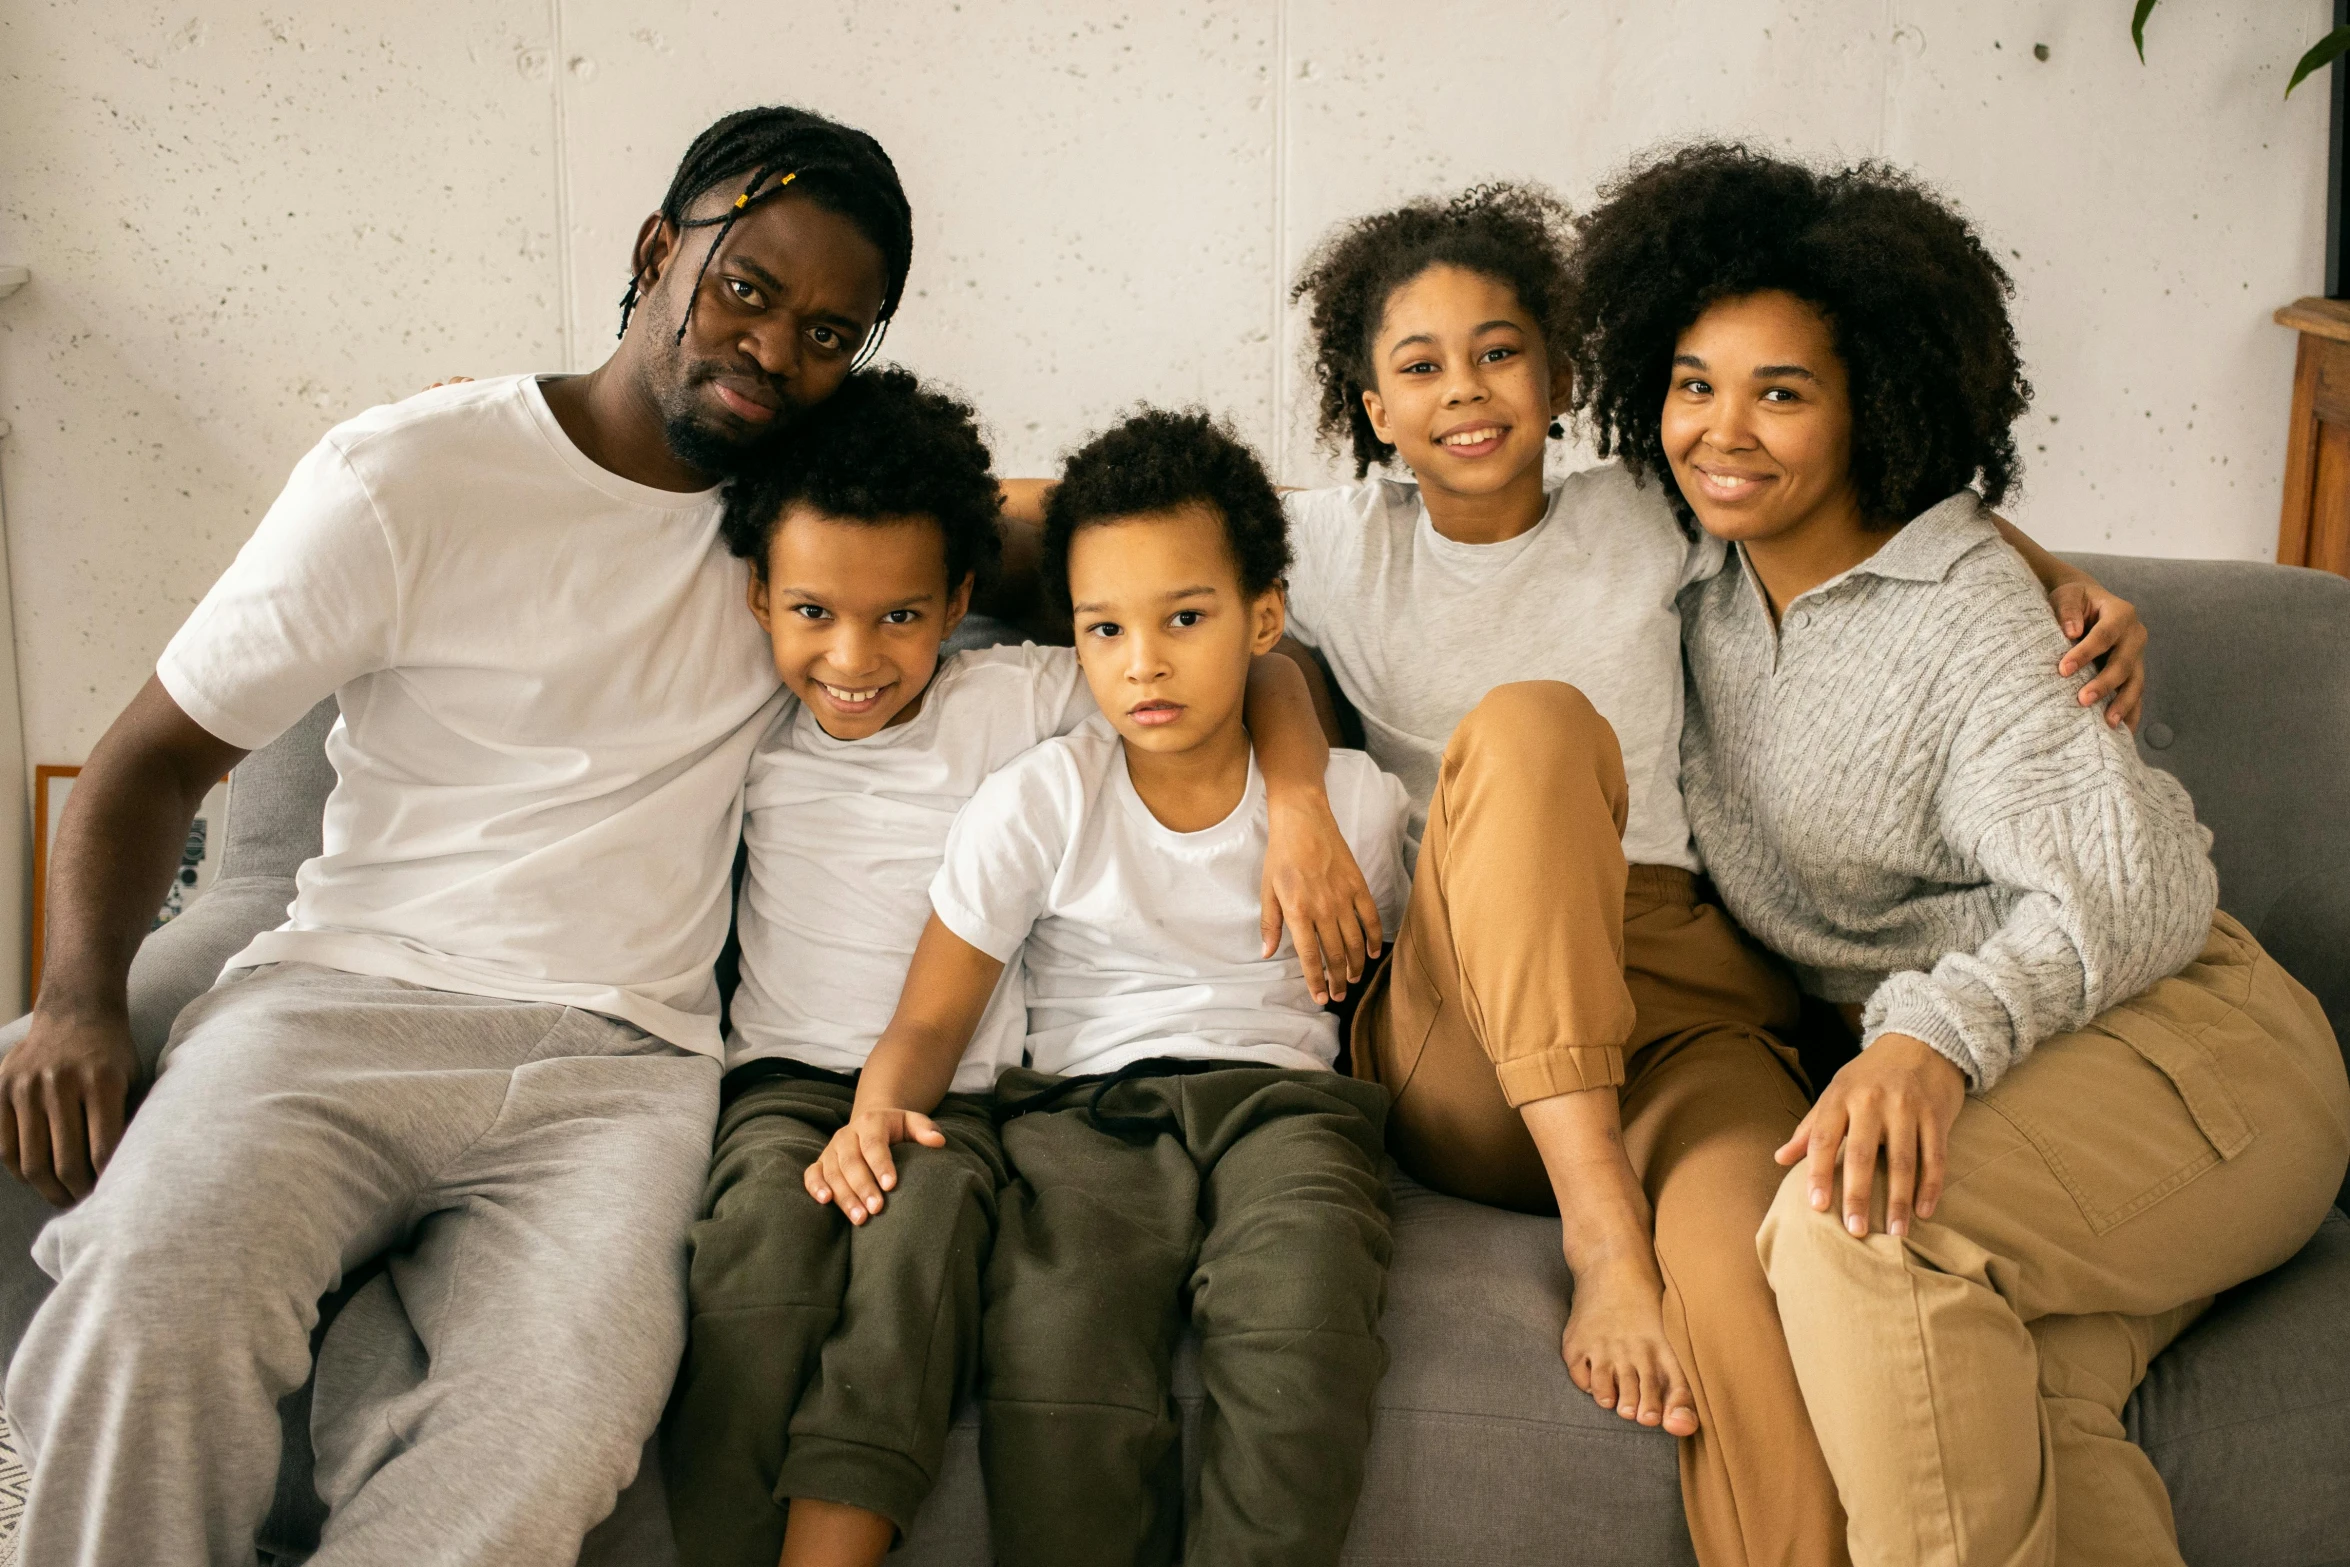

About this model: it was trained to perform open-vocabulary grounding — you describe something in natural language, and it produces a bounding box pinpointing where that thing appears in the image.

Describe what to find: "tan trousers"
[1758,915,2350,1567]
[1353,681,1848,1567]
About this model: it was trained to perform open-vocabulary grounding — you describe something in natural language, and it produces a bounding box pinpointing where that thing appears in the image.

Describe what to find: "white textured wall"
[0,0,2335,777]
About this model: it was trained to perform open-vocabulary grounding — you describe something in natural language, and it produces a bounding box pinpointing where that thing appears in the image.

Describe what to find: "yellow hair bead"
[734,193,750,209]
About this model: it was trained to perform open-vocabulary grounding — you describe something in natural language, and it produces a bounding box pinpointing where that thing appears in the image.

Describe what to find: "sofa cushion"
[2126,1208,2350,1567]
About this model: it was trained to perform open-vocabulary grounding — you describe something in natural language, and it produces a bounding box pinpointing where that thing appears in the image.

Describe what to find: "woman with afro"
[1571,142,2350,1567]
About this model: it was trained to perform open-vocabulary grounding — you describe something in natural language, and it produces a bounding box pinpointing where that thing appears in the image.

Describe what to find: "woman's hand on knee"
[805,1109,947,1225]
[1776,1035,1966,1239]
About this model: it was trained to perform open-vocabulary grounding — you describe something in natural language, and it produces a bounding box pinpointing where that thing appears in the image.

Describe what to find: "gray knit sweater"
[1678,492,2216,1089]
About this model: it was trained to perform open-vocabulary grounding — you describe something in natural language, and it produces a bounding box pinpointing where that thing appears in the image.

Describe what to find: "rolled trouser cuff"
[775,1433,936,1537]
[1495,1044,1627,1105]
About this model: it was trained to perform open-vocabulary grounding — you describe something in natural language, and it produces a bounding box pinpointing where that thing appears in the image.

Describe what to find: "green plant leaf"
[2132,0,2159,64]
[2287,25,2350,97]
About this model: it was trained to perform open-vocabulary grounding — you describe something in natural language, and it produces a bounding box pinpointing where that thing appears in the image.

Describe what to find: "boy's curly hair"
[1291,183,1579,477]
[719,364,1002,588]
[1042,408,1290,606]
[1566,142,2030,529]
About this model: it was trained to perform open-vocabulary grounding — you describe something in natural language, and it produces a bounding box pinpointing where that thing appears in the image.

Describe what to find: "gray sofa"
[0,555,2347,1565]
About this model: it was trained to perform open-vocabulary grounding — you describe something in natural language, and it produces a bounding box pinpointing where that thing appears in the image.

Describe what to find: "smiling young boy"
[810,409,1408,1567]
[664,375,1369,1567]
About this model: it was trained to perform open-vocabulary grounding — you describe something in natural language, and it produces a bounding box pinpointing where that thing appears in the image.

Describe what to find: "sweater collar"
[1842,491,1998,585]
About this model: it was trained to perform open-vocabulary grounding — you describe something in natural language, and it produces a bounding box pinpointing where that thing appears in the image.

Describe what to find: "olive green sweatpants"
[661,1064,1007,1566]
[980,1062,1394,1567]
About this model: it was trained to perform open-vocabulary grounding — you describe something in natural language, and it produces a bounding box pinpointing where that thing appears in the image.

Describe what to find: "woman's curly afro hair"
[1566,142,2031,529]
[1292,183,1578,476]
[1043,408,1290,608]
[719,364,1002,591]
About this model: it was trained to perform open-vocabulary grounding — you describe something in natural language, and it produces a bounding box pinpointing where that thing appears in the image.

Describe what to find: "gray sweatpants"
[5,962,720,1567]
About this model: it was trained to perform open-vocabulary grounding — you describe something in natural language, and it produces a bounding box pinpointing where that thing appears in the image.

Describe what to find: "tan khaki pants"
[1759,915,2350,1567]
[1353,681,1848,1567]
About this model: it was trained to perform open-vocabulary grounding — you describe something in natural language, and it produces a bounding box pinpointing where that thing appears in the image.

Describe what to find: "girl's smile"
[1433,420,1510,457]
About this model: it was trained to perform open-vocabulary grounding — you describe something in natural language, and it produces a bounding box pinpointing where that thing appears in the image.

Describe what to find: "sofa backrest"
[2066,554,2350,1053]
[217,695,339,883]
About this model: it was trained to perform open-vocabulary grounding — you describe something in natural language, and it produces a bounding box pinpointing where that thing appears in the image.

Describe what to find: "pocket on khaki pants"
[1981,928,2263,1236]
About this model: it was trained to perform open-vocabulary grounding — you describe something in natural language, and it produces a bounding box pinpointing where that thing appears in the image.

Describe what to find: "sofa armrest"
[0,873,296,1366]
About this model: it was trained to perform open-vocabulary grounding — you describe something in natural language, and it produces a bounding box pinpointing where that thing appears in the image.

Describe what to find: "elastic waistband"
[993,1055,1245,1132]
[721,1055,857,1105]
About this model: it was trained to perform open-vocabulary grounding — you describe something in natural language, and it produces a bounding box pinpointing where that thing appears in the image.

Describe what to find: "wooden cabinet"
[2277,296,2350,575]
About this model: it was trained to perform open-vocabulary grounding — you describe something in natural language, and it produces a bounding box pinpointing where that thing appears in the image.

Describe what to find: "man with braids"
[0,105,916,1565]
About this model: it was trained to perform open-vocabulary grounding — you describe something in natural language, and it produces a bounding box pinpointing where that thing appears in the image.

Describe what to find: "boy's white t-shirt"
[727,643,1097,1092]
[1281,463,1722,872]
[930,727,1410,1079]
[155,374,784,1055]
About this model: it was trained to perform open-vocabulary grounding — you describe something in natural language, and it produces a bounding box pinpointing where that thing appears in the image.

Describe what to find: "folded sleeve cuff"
[927,891,1026,966]
[1494,1044,1627,1107]
[156,654,289,754]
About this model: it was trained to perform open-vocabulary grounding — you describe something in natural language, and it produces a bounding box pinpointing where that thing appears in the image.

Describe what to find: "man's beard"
[663,408,780,479]
[659,362,791,479]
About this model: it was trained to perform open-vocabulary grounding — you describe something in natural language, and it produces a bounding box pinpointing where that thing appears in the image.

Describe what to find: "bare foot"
[1561,1257,1700,1438]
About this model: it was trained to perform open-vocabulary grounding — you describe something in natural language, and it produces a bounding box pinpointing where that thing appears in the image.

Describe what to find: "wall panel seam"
[550,0,578,369]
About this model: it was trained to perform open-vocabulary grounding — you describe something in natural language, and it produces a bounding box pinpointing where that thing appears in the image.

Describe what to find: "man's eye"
[810,324,842,350]
[727,279,763,307]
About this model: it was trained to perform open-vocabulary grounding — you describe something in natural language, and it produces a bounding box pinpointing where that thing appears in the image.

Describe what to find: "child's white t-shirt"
[930,727,1409,1079]
[727,644,1096,1091]
[155,375,783,1054]
[1281,463,1722,873]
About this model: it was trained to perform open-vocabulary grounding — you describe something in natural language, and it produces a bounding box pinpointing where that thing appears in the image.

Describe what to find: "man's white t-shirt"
[930,727,1409,1079]
[727,643,1097,1092]
[156,374,783,1055]
[1282,463,1723,872]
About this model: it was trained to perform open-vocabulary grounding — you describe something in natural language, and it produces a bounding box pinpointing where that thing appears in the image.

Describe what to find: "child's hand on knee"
[805,1110,948,1225]
[1561,1263,1701,1439]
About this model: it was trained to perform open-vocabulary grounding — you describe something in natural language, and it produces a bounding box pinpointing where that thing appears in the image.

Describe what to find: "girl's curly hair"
[1566,142,2031,529]
[1291,183,1578,476]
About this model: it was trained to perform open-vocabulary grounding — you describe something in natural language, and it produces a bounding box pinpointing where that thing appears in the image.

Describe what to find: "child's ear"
[1360,385,1393,446]
[1249,583,1286,656]
[943,571,974,637]
[746,569,773,634]
[1549,358,1574,419]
